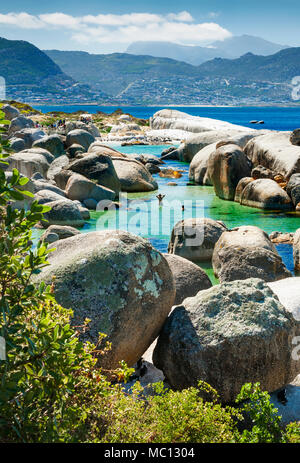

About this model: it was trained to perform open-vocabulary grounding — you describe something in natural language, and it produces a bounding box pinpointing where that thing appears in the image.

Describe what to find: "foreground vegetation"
[0,108,299,443]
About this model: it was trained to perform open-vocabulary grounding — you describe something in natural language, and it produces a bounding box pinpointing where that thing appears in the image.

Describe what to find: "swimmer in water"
[156,194,165,206]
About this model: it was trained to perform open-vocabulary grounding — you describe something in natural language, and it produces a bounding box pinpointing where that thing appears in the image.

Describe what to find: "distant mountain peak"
[126,35,289,65]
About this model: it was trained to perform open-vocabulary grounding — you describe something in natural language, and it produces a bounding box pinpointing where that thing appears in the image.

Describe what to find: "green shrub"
[236,383,284,443]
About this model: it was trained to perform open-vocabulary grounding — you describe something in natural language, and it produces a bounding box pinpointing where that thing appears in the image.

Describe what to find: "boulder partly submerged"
[213,245,291,283]
[212,225,292,283]
[244,132,300,179]
[240,178,292,210]
[188,143,216,185]
[207,144,251,200]
[65,173,116,203]
[168,218,227,263]
[153,278,300,402]
[41,199,85,228]
[212,225,278,276]
[34,231,175,369]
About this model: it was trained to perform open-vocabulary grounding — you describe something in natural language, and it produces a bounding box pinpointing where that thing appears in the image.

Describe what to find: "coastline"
[28,103,300,108]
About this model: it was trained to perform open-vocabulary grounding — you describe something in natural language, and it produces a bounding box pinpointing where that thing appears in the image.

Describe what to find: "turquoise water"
[34,105,300,132]
[79,144,300,279]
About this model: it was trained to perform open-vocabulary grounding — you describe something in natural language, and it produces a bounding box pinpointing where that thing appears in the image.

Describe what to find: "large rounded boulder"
[40,225,81,244]
[112,157,158,192]
[168,130,256,163]
[34,231,175,369]
[35,189,66,205]
[153,278,300,402]
[234,177,254,203]
[9,137,26,153]
[88,142,126,158]
[164,254,212,305]
[33,134,65,157]
[14,128,45,149]
[4,148,54,178]
[290,129,300,147]
[8,115,34,135]
[213,245,291,283]
[244,132,300,179]
[287,174,300,207]
[41,199,85,228]
[240,178,292,210]
[2,104,20,121]
[68,153,121,193]
[168,218,227,263]
[65,173,116,203]
[188,143,216,185]
[207,144,251,200]
[66,129,95,151]
[212,225,286,281]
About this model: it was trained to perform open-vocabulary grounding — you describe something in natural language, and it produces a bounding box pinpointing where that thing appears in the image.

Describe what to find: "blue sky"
[0,1,299,53]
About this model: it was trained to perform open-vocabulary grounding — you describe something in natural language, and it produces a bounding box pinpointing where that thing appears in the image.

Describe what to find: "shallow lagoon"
[80,144,300,281]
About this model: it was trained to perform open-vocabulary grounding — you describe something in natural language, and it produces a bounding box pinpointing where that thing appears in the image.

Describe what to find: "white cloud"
[72,21,231,46]
[82,13,163,26]
[0,11,232,46]
[167,11,194,22]
[39,13,80,29]
[0,12,43,29]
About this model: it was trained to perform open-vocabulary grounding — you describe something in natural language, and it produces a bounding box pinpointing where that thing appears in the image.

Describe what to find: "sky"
[0,1,299,54]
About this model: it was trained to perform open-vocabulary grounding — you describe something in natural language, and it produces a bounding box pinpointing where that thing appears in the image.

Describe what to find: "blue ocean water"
[33,105,300,132]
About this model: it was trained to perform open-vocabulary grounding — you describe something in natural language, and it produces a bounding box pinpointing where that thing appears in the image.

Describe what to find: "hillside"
[197,47,300,82]
[126,35,288,65]
[0,37,74,88]
[44,50,196,96]
[0,37,98,103]
[45,47,300,105]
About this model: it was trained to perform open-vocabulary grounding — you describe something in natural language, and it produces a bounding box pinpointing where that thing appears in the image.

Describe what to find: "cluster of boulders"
[184,129,300,212]
[168,218,300,281]
[32,226,300,407]
[2,105,160,232]
[2,105,300,412]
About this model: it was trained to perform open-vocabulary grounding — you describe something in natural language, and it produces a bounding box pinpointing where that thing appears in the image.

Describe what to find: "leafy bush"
[236,383,284,443]
[0,107,299,443]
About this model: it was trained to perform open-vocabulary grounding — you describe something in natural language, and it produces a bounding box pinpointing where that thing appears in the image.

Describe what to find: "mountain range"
[126,35,289,65]
[45,47,300,105]
[1,36,300,105]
